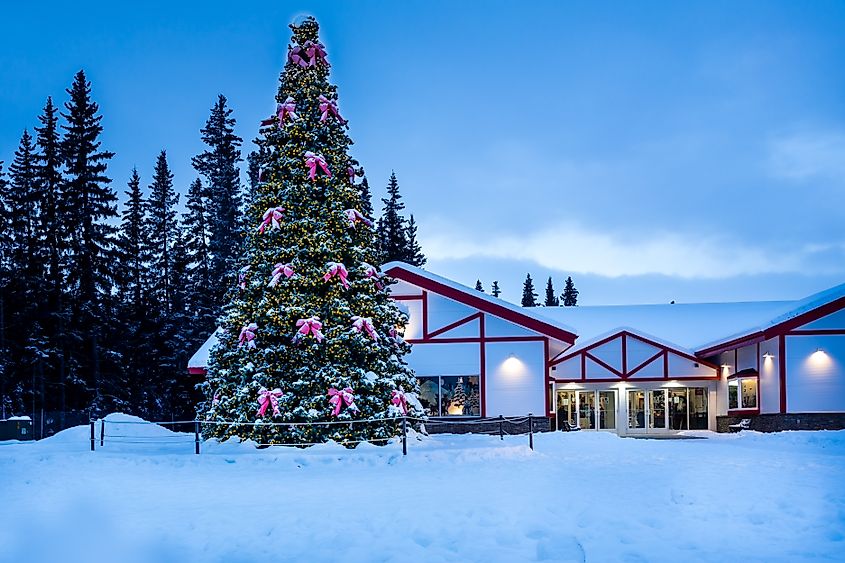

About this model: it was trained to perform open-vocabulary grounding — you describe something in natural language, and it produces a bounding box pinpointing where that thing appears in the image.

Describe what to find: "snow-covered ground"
[1,414,844,563]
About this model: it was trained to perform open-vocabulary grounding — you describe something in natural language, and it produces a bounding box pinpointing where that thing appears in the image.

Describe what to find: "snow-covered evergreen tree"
[562,276,579,307]
[405,214,426,266]
[491,280,501,298]
[475,280,484,292]
[201,17,422,445]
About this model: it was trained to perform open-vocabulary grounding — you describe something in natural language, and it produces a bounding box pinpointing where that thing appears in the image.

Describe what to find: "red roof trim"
[188,367,207,375]
[385,265,577,344]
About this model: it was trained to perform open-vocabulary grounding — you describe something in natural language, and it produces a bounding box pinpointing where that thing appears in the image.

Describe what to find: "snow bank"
[1,417,843,562]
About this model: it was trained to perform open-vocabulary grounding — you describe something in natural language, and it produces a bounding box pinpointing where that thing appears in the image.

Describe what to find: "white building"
[189,262,845,434]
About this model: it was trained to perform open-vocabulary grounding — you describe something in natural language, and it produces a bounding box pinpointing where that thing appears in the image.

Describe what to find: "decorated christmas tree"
[200,17,422,446]
[465,387,480,416]
[448,378,467,415]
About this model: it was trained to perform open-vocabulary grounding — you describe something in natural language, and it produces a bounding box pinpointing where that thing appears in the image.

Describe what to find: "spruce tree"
[544,276,559,307]
[192,94,243,305]
[201,17,422,445]
[183,178,215,340]
[521,273,538,307]
[475,280,484,292]
[562,276,579,307]
[0,161,10,417]
[117,169,146,315]
[35,97,68,420]
[378,171,407,263]
[144,151,179,312]
[405,214,426,266]
[491,281,501,298]
[60,69,118,414]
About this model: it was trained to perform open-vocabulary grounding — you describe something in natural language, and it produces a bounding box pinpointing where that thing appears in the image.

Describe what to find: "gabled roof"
[382,262,578,344]
[695,282,845,356]
[188,328,222,374]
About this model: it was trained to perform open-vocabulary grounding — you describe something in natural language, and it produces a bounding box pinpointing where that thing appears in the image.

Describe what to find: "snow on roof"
[527,300,796,353]
[188,328,222,371]
[383,261,578,338]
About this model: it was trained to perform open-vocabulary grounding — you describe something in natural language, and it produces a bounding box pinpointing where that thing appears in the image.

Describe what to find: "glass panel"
[578,391,596,429]
[440,376,480,416]
[599,391,616,430]
[628,390,645,429]
[556,390,577,429]
[728,380,739,410]
[649,390,666,429]
[668,389,687,430]
[416,377,441,416]
[689,387,709,430]
[741,378,757,409]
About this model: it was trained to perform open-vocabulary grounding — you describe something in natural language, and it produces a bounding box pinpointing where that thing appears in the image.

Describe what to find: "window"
[416,376,480,417]
[728,377,757,410]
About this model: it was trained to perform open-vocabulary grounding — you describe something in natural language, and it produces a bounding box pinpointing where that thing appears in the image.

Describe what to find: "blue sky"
[2,1,844,305]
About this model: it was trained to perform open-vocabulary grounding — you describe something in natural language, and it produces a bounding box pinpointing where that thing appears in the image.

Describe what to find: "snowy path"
[1,416,844,563]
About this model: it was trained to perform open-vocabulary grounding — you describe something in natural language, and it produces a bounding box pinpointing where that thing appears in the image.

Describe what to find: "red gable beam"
[384,265,577,345]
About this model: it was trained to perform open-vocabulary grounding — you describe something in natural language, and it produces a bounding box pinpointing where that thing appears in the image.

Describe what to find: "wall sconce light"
[720,363,731,369]
[508,353,516,359]
[762,352,774,360]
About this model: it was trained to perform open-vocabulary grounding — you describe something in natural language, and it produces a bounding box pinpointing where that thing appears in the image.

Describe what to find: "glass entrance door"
[598,390,616,430]
[669,389,688,430]
[578,391,596,429]
[556,390,577,430]
[628,390,646,430]
[649,390,667,429]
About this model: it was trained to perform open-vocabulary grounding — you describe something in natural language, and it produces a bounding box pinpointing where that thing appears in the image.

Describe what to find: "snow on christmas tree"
[200,17,422,446]
[448,377,467,415]
[465,387,479,416]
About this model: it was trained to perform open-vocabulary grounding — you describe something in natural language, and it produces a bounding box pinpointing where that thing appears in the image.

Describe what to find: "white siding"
[667,354,716,378]
[590,338,623,372]
[553,356,581,379]
[786,335,845,412]
[485,341,546,416]
[585,357,616,379]
[401,299,424,340]
[484,315,537,338]
[627,355,664,379]
[626,337,662,371]
[759,337,780,414]
[737,344,757,371]
[390,280,421,296]
[427,294,476,332]
[432,317,479,339]
[799,309,845,330]
[406,342,480,376]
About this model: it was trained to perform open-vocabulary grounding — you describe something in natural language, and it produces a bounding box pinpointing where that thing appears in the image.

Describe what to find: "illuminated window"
[416,376,480,417]
[728,375,757,410]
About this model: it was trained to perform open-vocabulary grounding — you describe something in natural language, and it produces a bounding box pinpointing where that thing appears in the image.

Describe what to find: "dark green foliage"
[491,280,501,298]
[521,273,538,307]
[562,276,579,307]
[475,280,484,292]
[544,276,559,307]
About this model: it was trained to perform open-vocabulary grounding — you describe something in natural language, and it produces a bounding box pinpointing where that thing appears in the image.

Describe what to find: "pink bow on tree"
[268,263,295,287]
[362,263,384,290]
[323,262,349,289]
[288,44,309,68]
[318,95,346,124]
[238,266,250,289]
[391,388,408,415]
[344,209,373,228]
[257,387,283,417]
[389,328,405,346]
[258,206,285,233]
[295,316,324,343]
[347,165,357,184]
[304,151,331,180]
[305,40,329,67]
[351,315,378,340]
[277,97,299,127]
[238,323,258,349]
[328,387,357,417]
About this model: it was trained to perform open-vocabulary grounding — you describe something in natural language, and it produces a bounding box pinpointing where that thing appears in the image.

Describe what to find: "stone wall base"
[716,412,845,433]
[424,416,551,435]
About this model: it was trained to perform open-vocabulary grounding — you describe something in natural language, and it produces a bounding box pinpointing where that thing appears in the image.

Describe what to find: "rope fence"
[89,413,544,455]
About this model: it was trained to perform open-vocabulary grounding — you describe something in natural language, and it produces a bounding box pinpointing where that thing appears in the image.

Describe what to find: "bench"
[728,418,751,432]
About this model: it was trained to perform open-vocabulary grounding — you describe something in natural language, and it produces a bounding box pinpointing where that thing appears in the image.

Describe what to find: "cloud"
[768,131,845,182]
[422,223,845,279]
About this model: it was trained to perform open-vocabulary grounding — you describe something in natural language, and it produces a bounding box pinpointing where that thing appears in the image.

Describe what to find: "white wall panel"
[406,342,480,376]
[590,338,622,372]
[400,299,424,340]
[668,354,716,378]
[798,309,845,330]
[759,337,780,414]
[484,315,537,338]
[626,337,662,371]
[627,355,664,379]
[390,280,422,296]
[427,293,476,333]
[585,357,616,379]
[485,341,546,416]
[786,335,845,412]
[737,344,757,371]
[553,357,581,380]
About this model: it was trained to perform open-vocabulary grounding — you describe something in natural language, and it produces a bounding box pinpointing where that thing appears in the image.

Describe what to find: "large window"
[416,376,480,417]
[728,377,758,410]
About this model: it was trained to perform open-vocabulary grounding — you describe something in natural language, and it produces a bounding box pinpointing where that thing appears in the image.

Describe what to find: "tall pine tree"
[562,276,579,307]
[202,17,422,445]
[183,178,215,343]
[475,280,484,292]
[521,273,538,307]
[405,214,426,266]
[544,276,559,307]
[378,171,407,263]
[192,95,243,307]
[60,69,118,414]
[491,281,501,298]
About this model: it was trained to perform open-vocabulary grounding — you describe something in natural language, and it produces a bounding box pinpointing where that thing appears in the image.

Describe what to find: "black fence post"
[402,416,407,456]
[499,415,504,440]
[194,421,200,455]
[89,420,95,452]
[100,419,105,447]
[528,413,534,450]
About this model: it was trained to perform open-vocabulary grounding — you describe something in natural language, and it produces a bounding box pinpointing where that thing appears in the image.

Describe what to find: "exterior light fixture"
[762,352,774,360]
[720,363,731,369]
